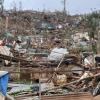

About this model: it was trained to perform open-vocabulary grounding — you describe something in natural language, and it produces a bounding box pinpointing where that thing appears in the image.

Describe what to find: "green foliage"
[82,11,100,53]
[84,11,100,38]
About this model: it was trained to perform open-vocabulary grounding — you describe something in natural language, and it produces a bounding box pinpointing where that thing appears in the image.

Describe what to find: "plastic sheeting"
[48,47,69,61]
[0,46,12,56]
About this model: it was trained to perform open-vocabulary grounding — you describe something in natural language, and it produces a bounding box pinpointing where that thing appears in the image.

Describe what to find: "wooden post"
[18,53,21,82]
[97,30,100,54]
[5,16,9,32]
[39,73,41,100]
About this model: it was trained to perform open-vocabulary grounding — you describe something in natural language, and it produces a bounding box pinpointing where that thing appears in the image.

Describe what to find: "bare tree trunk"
[97,31,100,54]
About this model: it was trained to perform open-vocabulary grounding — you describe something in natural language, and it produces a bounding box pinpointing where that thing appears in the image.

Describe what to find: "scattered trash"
[0,9,100,100]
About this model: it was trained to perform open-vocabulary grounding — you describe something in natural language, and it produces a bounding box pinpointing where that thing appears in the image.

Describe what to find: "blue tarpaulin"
[0,71,9,96]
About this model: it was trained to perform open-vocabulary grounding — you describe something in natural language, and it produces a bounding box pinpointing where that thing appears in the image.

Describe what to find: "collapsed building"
[0,10,100,100]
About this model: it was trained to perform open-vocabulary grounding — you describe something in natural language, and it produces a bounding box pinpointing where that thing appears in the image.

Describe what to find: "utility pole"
[61,0,67,15]
[0,0,4,14]
[61,0,67,18]
[63,0,66,14]
[12,1,17,12]
[19,1,22,11]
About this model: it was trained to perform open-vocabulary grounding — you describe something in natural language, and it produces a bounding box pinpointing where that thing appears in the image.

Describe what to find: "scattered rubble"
[0,10,100,100]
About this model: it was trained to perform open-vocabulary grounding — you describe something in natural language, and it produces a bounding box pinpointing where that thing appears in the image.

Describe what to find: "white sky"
[4,0,100,15]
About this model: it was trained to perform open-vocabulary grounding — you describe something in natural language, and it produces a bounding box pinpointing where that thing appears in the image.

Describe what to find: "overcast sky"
[4,0,100,15]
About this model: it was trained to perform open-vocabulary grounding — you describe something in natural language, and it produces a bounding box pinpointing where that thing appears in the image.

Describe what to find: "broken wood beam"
[0,53,41,67]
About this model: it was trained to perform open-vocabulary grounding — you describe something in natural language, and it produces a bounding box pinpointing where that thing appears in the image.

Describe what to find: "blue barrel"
[0,71,9,96]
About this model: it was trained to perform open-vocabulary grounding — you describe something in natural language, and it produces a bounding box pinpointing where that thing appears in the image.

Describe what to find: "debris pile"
[0,10,100,100]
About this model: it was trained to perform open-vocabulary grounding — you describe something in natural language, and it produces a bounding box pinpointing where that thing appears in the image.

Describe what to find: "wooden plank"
[15,93,93,100]
[41,93,93,100]
[0,53,41,67]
